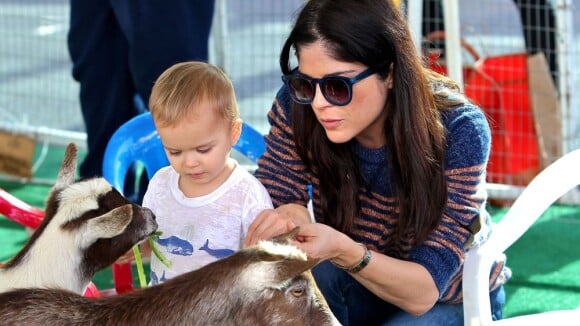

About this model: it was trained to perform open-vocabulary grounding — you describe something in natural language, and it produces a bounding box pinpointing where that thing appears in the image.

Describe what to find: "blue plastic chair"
[102,112,168,199]
[103,111,265,195]
[102,111,265,293]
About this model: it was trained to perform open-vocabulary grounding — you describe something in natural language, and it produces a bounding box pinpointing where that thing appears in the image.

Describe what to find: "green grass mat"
[491,205,580,316]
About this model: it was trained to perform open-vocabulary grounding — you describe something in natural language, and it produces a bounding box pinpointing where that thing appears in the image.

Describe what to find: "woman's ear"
[230,118,243,144]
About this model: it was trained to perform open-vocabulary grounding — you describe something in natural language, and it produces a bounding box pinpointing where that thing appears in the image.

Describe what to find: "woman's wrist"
[330,242,372,274]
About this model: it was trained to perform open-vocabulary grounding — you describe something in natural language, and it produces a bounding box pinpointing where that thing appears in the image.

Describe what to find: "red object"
[112,263,134,294]
[0,188,44,229]
[427,32,539,185]
[83,281,101,298]
[467,53,539,184]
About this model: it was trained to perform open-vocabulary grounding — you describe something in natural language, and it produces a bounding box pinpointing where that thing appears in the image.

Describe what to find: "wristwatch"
[330,243,372,273]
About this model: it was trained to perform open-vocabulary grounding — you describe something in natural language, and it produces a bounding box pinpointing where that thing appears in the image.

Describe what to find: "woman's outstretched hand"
[244,203,311,246]
[292,222,349,261]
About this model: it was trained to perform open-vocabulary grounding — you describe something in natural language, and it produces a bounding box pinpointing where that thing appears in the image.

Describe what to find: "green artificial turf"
[492,205,580,316]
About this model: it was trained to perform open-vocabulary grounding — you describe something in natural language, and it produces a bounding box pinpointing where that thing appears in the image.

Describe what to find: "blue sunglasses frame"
[282,67,376,106]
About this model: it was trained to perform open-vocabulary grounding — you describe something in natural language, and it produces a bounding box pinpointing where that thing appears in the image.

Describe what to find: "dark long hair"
[280,0,466,248]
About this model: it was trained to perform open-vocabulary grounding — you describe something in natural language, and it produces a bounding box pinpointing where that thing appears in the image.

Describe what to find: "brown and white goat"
[0,229,340,326]
[0,143,158,295]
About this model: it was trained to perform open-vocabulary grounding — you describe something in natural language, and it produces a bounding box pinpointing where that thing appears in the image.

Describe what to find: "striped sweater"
[255,86,509,304]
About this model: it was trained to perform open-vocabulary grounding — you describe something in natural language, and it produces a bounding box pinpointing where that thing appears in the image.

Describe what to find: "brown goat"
[0,143,158,295]
[0,229,340,326]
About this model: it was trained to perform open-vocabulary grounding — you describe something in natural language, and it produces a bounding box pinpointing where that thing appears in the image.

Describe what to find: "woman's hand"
[292,223,335,260]
[294,223,358,263]
[245,203,311,246]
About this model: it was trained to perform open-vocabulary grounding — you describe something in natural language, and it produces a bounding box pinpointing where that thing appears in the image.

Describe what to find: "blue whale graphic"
[198,239,234,259]
[150,270,167,286]
[157,235,194,256]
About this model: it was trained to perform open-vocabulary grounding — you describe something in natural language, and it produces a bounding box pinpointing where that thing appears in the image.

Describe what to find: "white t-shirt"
[142,159,273,284]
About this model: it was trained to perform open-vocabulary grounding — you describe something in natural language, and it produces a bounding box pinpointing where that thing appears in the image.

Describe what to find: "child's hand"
[139,240,152,256]
[115,242,152,265]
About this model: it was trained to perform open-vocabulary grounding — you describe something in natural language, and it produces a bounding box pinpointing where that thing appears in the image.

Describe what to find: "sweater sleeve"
[254,86,312,208]
[409,104,492,298]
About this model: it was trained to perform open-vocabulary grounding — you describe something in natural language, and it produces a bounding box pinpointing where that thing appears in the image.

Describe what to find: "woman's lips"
[319,118,342,129]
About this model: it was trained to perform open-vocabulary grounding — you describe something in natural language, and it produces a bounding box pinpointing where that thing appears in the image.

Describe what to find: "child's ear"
[231,119,242,144]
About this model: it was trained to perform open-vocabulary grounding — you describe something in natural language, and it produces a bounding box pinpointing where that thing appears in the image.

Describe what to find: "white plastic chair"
[463,149,580,325]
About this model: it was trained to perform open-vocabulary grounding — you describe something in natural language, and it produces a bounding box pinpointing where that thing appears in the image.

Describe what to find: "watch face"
[330,243,371,273]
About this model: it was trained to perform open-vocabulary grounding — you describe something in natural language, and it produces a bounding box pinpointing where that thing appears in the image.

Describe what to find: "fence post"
[442,0,463,90]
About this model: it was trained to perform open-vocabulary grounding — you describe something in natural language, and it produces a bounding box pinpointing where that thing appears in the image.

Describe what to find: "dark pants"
[67,0,215,179]
[312,260,505,325]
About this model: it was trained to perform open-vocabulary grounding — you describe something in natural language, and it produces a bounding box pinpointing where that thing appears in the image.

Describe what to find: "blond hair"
[149,61,239,127]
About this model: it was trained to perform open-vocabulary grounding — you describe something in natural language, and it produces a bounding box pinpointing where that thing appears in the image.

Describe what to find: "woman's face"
[297,40,391,148]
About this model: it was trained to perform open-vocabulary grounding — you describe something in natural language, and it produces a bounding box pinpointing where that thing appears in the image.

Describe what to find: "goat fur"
[0,143,158,295]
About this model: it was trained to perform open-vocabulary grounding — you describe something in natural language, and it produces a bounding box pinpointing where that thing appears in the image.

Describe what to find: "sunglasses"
[282,67,376,106]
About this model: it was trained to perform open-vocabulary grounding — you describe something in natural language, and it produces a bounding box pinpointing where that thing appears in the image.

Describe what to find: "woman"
[245,0,509,324]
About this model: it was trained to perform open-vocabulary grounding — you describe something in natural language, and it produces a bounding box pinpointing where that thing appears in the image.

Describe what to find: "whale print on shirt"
[198,239,235,259]
[157,235,194,256]
[150,270,167,286]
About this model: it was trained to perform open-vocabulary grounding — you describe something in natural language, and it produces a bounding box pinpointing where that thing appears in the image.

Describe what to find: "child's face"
[156,105,239,196]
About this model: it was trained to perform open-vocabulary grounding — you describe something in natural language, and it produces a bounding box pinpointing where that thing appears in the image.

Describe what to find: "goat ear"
[87,204,133,239]
[257,242,321,284]
[270,226,300,244]
[266,227,322,281]
[273,255,320,282]
[243,248,320,291]
[53,143,78,191]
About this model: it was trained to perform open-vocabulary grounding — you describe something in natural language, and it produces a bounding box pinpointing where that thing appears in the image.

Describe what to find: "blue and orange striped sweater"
[255,87,509,304]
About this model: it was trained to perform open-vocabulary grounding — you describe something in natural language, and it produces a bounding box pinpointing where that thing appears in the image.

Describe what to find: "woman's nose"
[311,83,330,108]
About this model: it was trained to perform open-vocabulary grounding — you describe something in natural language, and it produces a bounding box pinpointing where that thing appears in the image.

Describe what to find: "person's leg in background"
[68,0,215,202]
[116,0,216,203]
[68,0,137,180]
[125,0,215,107]
[513,0,558,83]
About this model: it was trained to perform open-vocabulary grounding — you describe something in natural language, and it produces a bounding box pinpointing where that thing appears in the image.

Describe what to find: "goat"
[0,143,158,295]
[0,228,340,326]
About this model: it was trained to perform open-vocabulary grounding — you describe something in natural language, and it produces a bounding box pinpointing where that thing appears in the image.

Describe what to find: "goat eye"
[291,289,304,297]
